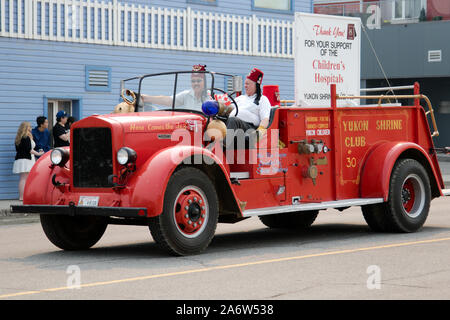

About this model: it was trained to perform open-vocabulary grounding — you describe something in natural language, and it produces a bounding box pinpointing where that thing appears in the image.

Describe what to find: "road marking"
[2,236,450,299]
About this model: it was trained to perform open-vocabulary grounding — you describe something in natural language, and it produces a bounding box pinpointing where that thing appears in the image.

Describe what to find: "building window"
[253,0,292,13]
[393,0,426,20]
[85,66,111,92]
[187,0,217,6]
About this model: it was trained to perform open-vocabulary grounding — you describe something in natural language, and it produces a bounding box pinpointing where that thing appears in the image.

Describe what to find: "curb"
[0,214,40,225]
[437,154,450,162]
[0,203,40,226]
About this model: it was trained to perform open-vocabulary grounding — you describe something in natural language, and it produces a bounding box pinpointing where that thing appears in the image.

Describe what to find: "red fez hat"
[192,64,207,79]
[246,68,264,84]
[192,64,207,72]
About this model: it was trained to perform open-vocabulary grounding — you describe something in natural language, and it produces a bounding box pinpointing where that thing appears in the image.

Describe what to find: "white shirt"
[230,94,271,127]
[175,89,210,112]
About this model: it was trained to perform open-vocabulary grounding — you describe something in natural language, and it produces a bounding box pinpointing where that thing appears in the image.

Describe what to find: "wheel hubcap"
[401,174,425,218]
[173,186,208,238]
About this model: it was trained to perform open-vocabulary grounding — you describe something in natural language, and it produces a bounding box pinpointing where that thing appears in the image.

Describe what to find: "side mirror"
[202,100,219,116]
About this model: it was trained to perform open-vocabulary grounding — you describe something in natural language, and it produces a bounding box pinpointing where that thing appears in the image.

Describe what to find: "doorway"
[48,100,72,126]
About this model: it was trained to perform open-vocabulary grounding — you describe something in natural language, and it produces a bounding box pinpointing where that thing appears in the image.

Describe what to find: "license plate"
[78,196,99,207]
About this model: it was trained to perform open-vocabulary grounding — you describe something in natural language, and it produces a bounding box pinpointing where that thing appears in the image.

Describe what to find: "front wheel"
[40,215,107,250]
[149,167,219,256]
[362,158,431,233]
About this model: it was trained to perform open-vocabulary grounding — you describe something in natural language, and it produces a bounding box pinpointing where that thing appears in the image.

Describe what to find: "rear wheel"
[259,210,319,229]
[148,167,219,256]
[362,158,431,233]
[40,214,107,250]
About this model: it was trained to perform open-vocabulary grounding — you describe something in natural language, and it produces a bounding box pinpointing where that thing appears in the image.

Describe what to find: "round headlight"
[117,147,137,165]
[51,148,70,166]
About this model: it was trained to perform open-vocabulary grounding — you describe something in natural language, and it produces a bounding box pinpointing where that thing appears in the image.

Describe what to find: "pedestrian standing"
[32,116,51,159]
[65,116,76,144]
[65,116,76,130]
[12,122,44,200]
[53,110,70,147]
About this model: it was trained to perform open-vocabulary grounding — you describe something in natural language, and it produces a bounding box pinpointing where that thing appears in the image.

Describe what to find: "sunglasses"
[191,79,203,84]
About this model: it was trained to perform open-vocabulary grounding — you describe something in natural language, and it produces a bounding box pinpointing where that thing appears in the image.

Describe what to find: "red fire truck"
[12,70,450,255]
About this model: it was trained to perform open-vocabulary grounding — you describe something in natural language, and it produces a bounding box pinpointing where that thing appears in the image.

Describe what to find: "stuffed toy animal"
[112,102,135,114]
[205,119,227,141]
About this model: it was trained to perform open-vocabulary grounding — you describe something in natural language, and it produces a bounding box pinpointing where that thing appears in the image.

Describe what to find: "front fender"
[23,150,70,204]
[360,141,441,200]
[130,145,238,217]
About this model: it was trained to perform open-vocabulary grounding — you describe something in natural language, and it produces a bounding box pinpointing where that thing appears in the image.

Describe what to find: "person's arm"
[258,118,269,129]
[44,130,51,152]
[255,97,271,140]
[140,94,173,107]
[31,129,39,152]
[59,132,69,142]
[54,125,69,142]
[257,97,271,129]
[22,137,32,154]
[25,136,43,157]
[30,148,44,157]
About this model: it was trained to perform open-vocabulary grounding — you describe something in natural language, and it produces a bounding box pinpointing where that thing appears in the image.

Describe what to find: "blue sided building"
[0,0,312,199]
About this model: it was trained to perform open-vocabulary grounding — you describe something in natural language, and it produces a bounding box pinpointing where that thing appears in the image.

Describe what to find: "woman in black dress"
[12,122,44,200]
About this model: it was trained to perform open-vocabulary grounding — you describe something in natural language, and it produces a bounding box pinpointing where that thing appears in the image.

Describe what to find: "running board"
[242,198,384,218]
[443,189,450,196]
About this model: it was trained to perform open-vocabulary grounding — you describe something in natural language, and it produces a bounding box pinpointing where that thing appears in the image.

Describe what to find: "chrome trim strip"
[242,198,385,217]
[230,172,250,179]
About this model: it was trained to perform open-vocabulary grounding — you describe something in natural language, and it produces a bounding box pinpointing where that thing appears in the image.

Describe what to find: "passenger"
[141,64,210,112]
[224,67,271,148]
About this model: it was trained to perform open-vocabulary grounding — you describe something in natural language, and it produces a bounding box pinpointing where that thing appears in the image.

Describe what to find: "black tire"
[148,167,219,256]
[362,158,431,233]
[362,203,389,232]
[259,210,319,229]
[40,214,107,250]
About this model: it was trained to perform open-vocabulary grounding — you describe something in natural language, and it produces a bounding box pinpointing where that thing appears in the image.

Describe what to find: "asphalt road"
[0,197,449,301]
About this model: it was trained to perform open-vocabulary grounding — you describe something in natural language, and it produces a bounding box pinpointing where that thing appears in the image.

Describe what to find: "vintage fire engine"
[12,70,450,256]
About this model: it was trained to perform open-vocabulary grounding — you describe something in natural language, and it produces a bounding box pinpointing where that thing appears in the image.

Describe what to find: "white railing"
[0,0,294,58]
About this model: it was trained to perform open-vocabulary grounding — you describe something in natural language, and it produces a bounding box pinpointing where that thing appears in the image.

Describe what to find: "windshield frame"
[121,71,237,113]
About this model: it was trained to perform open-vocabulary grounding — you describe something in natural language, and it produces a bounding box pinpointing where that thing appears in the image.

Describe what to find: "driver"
[140,64,210,112]
[224,67,271,147]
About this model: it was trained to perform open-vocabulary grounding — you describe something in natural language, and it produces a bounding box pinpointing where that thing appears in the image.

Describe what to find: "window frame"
[187,0,218,7]
[252,0,294,14]
[392,0,426,20]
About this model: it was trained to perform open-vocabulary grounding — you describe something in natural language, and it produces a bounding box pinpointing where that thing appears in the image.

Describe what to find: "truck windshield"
[137,72,215,113]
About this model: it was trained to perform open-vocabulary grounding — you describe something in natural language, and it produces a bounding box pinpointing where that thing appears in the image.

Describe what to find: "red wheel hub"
[174,187,207,237]
[402,178,415,213]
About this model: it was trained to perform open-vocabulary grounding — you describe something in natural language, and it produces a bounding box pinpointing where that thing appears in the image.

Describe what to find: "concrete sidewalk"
[1,155,449,225]
[0,200,40,225]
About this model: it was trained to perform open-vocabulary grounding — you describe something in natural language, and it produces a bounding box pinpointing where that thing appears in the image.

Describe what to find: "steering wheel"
[212,87,238,118]
[228,91,239,98]
[121,89,136,105]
